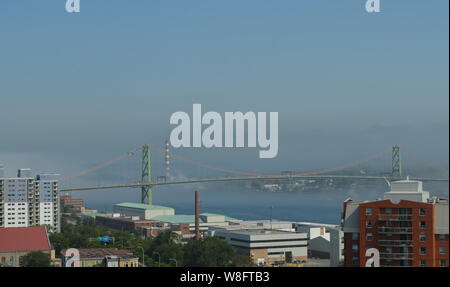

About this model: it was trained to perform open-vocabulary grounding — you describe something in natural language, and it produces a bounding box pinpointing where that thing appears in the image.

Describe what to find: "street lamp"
[169,258,178,267]
[154,252,161,267]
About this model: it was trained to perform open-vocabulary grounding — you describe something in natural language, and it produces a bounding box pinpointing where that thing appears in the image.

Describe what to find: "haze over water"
[0,1,448,222]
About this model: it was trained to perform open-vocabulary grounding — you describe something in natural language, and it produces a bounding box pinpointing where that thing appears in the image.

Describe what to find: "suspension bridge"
[59,145,449,205]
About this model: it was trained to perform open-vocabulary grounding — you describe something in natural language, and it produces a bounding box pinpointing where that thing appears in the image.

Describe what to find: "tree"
[232,255,254,267]
[62,205,75,213]
[49,232,69,255]
[145,231,183,266]
[183,237,235,267]
[21,251,51,267]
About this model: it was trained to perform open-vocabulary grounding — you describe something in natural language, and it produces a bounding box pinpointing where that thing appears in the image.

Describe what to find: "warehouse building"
[293,223,344,266]
[113,202,174,220]
[210,228,308,266]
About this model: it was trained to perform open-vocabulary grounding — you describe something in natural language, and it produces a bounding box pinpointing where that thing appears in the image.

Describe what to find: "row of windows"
[366,207,427,216]
[420,259,447,267]
[365,220,428,229]
[7,207,26,211]
[5,179,27,183]
[420,246,447,255]
[362,232,446,242]
[351,244,446,255]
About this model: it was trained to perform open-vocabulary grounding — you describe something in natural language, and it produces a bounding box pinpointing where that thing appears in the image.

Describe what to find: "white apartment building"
[0,168,60,232]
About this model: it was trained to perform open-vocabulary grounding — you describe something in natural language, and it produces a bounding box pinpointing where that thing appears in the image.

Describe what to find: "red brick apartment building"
[60,194,84,211]
[342,179,449,267]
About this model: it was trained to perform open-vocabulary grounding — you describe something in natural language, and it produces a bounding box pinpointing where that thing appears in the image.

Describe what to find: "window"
[366,220,372,228]
[385,208,392,215]
[352,233,358,241]
[366,208,372,216]
[419,208,426,216]
[420,247,426,255]
[352,257,359,265]
[400,260,411,266]
[399,208,409,215]
[352,244,358,252]
[419,233,426,242]
[420,221,426,229]
[440,247,446,254]
[439,234,446,241]
[440,260,446,267]
[420,260,426,267]
[366,233,373,241]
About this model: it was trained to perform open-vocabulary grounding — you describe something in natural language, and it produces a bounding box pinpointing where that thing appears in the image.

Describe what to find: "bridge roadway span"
[60,175,449,192]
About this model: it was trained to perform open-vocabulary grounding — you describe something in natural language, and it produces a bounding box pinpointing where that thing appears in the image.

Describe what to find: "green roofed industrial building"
[113,202,175,220]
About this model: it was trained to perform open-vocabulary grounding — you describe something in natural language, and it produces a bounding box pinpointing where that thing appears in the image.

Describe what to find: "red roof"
[0,226,51,252]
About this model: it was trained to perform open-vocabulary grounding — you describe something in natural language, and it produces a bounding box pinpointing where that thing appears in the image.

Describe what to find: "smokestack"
[195,190,200,240]
[165,139,170,180]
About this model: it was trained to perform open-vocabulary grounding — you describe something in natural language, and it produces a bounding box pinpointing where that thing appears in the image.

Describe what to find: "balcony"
[378,214,412,221]
[379,253,413,260]
[378,240,413,247]
[378,227,413,234]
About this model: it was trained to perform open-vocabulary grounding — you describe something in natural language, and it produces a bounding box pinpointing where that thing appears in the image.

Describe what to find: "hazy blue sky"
[0,0,448,181]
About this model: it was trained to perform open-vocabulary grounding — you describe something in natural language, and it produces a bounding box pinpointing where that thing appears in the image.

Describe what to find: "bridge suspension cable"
[149,145,392,178]
[402,149,449,175]
[63,144,448,184]
[60,147,141,182]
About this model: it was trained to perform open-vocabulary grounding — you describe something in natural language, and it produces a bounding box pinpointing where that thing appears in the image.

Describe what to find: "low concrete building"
[0,226,55,267]
[295,224,331,259]
[113,202,175,220]
[237,220,295,232]
[293,222,344,265]
[211,228,308,266]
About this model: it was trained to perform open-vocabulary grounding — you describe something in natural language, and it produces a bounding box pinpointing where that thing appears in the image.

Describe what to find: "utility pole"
[195,191,200,240]
[270,205,273,229]
[137,246,145,267]
[154,252,161,267]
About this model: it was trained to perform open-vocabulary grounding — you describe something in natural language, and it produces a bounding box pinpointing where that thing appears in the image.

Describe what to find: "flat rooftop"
[223,229,298,236]
[114,202,174,210]
[153,213,238,224]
